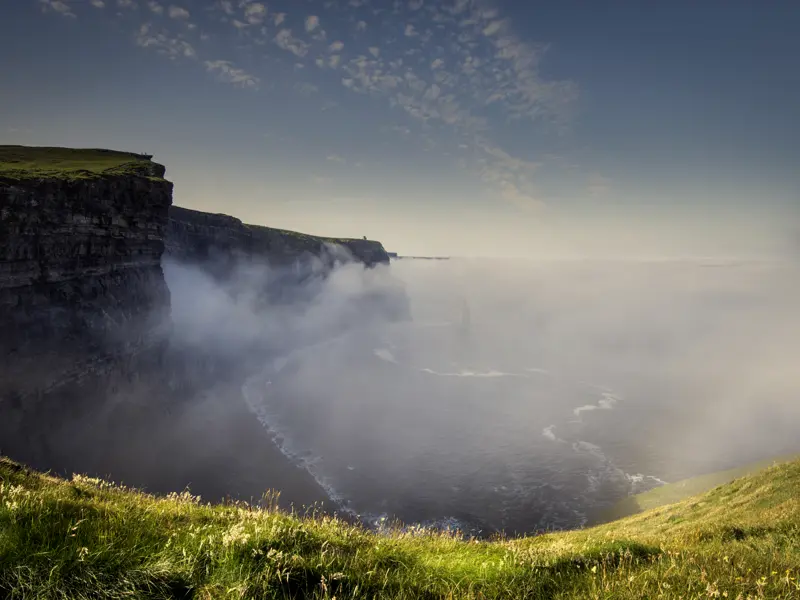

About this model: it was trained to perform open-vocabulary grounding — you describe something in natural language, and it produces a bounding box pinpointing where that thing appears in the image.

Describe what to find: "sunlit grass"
[592,453,800,526]
[1,456,798,598]
[0,145,164,181]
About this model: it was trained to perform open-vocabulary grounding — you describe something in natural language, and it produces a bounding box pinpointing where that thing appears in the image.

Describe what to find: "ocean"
[227,258,800,535]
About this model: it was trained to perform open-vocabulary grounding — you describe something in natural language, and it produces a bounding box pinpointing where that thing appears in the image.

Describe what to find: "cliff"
[0,145,398,504]
[0,146,391,403]
[0,146,173,399]
[166,205,390,273]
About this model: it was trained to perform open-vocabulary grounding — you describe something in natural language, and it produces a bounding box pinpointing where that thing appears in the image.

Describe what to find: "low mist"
[155,255,800,534]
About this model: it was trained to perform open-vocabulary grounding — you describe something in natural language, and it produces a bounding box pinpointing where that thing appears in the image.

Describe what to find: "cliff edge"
[167,205,390,272]
[0,146,173,398]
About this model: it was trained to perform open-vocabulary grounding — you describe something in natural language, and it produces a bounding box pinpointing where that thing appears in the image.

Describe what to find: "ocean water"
[231,259,800,535]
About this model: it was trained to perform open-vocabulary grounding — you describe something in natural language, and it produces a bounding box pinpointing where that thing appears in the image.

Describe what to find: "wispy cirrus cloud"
[34,0,580,212]
[274,28,310,57]
[204,59,259,88]
[305,15,320,33]
[38,0,76,18]
[134,23,195,59]
[215,0,233,14]
[168,5,189,20]
[243,2,266,24]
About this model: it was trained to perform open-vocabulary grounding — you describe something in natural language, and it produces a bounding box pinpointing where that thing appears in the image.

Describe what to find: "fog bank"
[160,256,800,532]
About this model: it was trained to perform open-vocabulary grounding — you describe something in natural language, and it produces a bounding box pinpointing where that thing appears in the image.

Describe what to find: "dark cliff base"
[1,378,330,511]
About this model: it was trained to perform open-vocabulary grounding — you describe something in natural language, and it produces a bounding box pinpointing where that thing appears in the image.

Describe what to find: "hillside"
[1,456,798,599]
[591,453,800,526]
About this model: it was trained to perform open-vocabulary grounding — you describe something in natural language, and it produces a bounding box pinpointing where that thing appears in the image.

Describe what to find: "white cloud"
[329,40,344,52]
[356,20,367,31]
[90,0,105,8]
[326,154,347,164]
[430,58,444,69]
[39,0,76,17]
[296,82,319,96]
[147,1,162,13]
[482,20,504,36]
[305,15,320,32]
[273,29,310,57]
[244,2,266,24]
[329,55,341,68]
[117,0,136,9]
[217,0,234,15]
[135,23,195,59]
[168,5,189,19]
[409,0,423,10]
[449,0,470,14]
[404,23,417,37]
[204,59,260,89]
[272,12,286,25]
[423,83,441,101]
[368,46,380,58]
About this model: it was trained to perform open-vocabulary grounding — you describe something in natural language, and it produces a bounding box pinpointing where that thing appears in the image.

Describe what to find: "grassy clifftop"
[1,456,798,599]
[0,145,166,182]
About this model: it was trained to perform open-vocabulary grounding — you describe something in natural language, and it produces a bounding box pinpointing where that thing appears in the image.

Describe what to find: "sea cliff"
[0,146,395,502]
[167,205,389,270]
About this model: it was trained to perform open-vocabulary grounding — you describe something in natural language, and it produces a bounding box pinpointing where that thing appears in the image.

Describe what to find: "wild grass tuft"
[1,456,798,598]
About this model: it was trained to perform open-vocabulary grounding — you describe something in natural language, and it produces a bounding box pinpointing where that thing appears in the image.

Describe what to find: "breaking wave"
[242,329,669,534]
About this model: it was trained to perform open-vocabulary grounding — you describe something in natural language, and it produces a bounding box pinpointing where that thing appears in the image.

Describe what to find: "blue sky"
[2,0,798,258]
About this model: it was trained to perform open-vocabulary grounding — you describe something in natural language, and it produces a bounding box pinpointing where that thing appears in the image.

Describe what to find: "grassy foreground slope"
[1,457,798,599]
[592,454,800,526]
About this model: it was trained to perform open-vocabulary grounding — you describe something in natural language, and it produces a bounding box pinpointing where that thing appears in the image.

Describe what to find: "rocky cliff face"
[0,151,173,400]
[0,149,175,476]
[166,205,390,273]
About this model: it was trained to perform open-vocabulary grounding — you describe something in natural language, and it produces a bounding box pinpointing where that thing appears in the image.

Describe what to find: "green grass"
[0,145,165,182]
[592,454,800,525]
[1,456,798,599]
